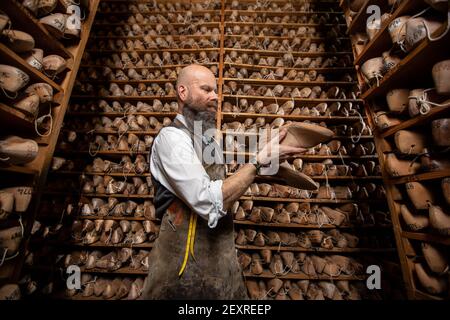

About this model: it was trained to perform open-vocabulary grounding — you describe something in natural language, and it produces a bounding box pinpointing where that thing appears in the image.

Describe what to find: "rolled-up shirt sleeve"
[150,127,227,228]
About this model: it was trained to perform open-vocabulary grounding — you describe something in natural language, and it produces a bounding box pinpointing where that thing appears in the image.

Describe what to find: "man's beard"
[182,103,217,135]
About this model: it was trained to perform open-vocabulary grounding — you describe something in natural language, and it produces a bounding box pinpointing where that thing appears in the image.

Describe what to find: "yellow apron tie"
[178,212,198,277]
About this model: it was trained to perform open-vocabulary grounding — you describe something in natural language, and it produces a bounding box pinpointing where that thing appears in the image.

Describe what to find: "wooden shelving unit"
[0,0,100,290]
[342,0,450,300]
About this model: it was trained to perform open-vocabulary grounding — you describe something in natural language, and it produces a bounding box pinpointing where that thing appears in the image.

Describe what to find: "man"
[141,65,305,299]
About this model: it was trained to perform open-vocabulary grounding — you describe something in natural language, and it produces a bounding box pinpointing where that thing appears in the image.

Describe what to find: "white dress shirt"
[150,114,227,228]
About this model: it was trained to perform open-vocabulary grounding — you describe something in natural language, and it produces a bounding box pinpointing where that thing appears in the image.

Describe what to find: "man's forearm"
[222,163,257,211]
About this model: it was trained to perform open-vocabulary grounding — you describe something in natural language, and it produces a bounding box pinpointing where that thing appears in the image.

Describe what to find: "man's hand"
[256,127,307,165]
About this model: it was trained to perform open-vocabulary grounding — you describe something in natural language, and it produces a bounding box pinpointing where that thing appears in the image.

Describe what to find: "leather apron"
[141,119,248,299]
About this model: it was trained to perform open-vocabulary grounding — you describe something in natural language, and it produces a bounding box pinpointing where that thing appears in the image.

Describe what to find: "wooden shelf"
[223,151,378,160]
[243,270,366,280]
[70,95,177,101]
[380,105,450,138]
[49,171,151,177]
[77,215,157,222]
[223,9,343,16]
[39,239,153,249]
[239,196,384,204]
[234,220,392,230]
[222,131,374,140]
[80,63,218,70]
[60,129,159,135]
[0,0,72,59]
[228,173,382,181]
[93,21,220,27]
[85,79,178,84]
[6,0,101,282]
[389,170,450,185]
[414,289,445,301]
[81,193,154,199]
[0,163,39,176]
[0,43,63,93]
[353,0,428,66]
[402,231,450,246]
[222,95,363,105]
[223,48,352,57]
[361,23,450,101]
[221,78,357,86]
[56,150,148,157]
[221,112,366,123]
[224,22,346,28]
[79,266,147,275]
[66,111,177,118]
[224,63,354,73]
[86,47,219,55]
[236,244,395,253]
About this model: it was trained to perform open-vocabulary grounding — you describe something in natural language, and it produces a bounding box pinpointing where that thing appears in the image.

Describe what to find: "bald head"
[176,64,218,113]
[176,64,216,91]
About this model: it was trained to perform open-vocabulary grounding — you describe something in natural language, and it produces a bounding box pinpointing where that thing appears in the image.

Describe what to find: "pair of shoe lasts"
[0,186,33,219]
[1,28,35,53]
[87,155,149,174]
[360,52,401,85]
[11,82,54,118]
[0,136,39,165]
[39,12,81,39]
[82,175,152,195]
[386,88,447,116]
[0,225,23,258]
[80,197,155,219]
[19,47,68,77]
[72,219,157,245]
[386,148,450,177]
[70,275,144,300]
[400,201,450,236]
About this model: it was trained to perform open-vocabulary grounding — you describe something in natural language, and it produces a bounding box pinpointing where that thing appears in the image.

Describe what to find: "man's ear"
[178,85,187,101]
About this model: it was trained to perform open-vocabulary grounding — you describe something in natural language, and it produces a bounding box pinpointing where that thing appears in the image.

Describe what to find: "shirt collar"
[175,113,188,127]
